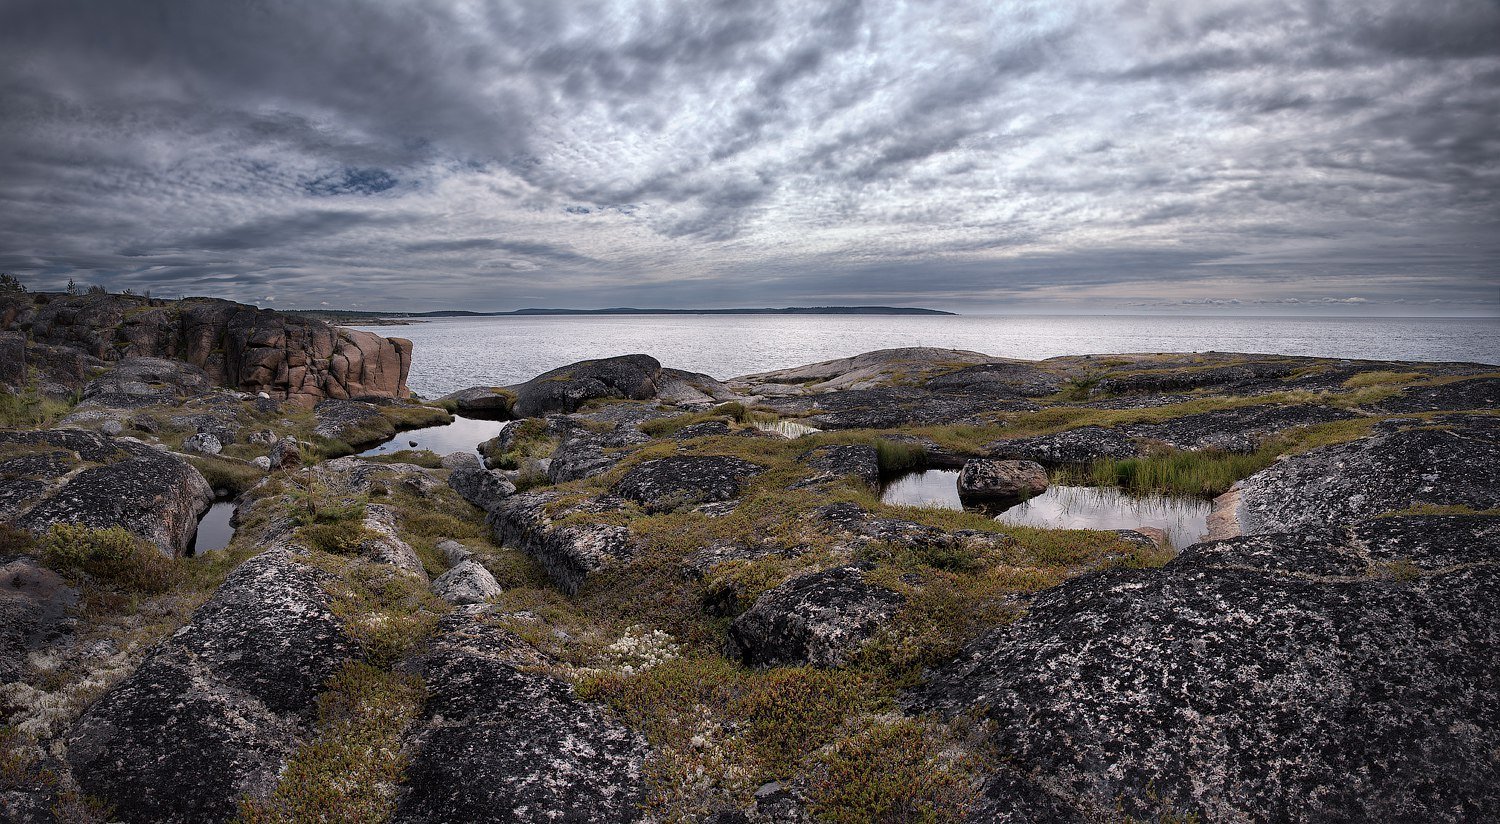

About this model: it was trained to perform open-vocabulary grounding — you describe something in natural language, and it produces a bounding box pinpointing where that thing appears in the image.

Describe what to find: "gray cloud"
[0,0,1495,313]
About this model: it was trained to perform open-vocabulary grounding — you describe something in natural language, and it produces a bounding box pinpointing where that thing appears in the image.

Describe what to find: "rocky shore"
[2,294,1497,822]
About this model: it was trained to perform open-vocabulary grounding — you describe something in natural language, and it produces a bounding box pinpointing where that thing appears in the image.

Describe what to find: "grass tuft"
[38,523,178,593]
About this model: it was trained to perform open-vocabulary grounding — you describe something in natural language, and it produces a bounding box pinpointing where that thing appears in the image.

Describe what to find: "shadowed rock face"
[909,516,1500,823]
[393,610,649,823]
[611,455,763,513]
[2,293,410,405]
[511,354,662,417]
[1234,418,1500,535]
[730,563,905,668]
[1,429,212,555]
[0,558,77,684]
[67,548,357,824]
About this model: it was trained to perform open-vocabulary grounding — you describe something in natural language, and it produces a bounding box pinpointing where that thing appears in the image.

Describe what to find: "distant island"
[285,305,955,324]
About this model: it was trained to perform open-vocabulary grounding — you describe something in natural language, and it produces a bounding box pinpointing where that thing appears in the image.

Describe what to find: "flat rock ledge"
[730,563,905,668]
[488,491,634,595]
[611,455,763,513]
[907,515,1500,823]
[392,609,649,823]
[66,547,356,824]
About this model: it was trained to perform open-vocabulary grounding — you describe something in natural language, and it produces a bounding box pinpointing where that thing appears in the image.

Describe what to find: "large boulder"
[1231,418,1500,535]
[436,386,515,418]
[611,455,763,513]
[488,491,634,594]
[1,429,212,555]
[729,563,905,668]
[908,515,1500,822]
[0,557,78,684]
[67,548,357,823]
[957,459,1048,501]
[431,560,503,605]
[392,610,649,822]
[511,354,662,417]
[446,454,517,512]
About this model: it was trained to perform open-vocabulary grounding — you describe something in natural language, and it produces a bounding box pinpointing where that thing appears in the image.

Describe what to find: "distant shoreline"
[288,305,955,324]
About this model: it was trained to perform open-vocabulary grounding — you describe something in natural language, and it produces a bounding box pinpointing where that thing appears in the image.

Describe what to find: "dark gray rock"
[0,557,78,684]
[512,354,662,417]
[805,386,1036,430]
[815,502,1016,557]
[957,459,1048,500]
[547,418,651,483]
[1124,403,1360,453]
[797,444,880,488]
[181,431,223,455]
[436,386,514,418]
[986,426,1142,465]
[78,356,216,410]
[1096,359,1303,395]
[924,362,1063,397]
[1234,420,1500,534]
[432,560,503,604]
[393,611,649,823]
[730,563,904,668]
[360,504,426,577]
[0,330,24,388]
[673,420,733,439]
[448,463,518,512]
[311,398,393,445]
[657,367,740,405]
[1376,377,1500,413]
[267,435,302,470]
[2,429,212,555]
[67,548,356,824]
[488,491,634,594]
[908,516,1500,823]
[611,455,763,513]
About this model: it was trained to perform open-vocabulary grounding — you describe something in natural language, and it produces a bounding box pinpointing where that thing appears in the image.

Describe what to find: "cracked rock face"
[447,462,518,512]
[547,417,652,483]
[67,548,357,823]
[612,455,763,513]
[488,491,634,594]
[1234,419,1500,534]
[908,516,1500,823]
[1,429,212,555]
[393,611,649,823]
[511,354,662,417]
[730,563,905,668]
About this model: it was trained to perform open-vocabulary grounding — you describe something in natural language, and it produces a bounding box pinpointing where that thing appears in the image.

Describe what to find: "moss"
[1342,371,1423,389]
[807,718,979,823]
[237,662,424,824]
[1377,503,1500,517]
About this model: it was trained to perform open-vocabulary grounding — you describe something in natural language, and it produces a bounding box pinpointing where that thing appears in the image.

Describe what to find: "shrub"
[38,523,178,592]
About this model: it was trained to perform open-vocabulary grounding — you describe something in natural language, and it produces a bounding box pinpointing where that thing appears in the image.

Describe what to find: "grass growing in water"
[874,439,926,472]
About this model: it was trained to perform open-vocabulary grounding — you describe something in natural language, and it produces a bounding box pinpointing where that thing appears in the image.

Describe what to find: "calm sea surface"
[352,314,1500,398]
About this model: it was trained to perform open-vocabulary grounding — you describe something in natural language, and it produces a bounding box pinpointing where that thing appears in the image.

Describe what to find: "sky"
[0,0,1497,315]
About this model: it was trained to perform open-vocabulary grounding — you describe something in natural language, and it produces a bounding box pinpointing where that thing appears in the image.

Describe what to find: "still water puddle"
[360,414,512,462]
[880,469,1211,549]
[189,502,236,556]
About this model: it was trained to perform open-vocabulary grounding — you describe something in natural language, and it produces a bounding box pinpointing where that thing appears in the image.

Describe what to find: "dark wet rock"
[548,418,651,483]
[908,516,1500,823]
[957,459,1048,500]
[67,548,356,823]
[181,431,223,455]
[393,610,649,823]
[0,557,79,684]
[797,444,880,489]
[1096,359,1303,395]
[311,398,393,445]
[436,385,514,418]
[1234,422,1500,534]
[488,491,634,594]
[924,361,1063,397]
[986,426,1141,465]
[612,455,763,513]
[730,563,904,668]
[1376,377,1500,413]
[512,354,662,417]
[2,429,212,555]
[447,457,518,513]
[1124,403,1361,452]
[432,560,503,604]
[805,386,1036,430]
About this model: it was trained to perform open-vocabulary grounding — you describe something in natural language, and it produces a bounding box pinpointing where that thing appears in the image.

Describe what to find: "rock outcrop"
[798,444,881,489]
[0,557,78,684]
[986,426,1141,464]
[956,459,1048,500]
[909,515,1500,823]
[611,455,764,512]
[67,548,356,823]
[431,560,503,605]
[730,563,904,668]
[445,453,518,512]
[435,386,515,418]
[511,354,661,417]
[488,491,634,594]
[392,610,649,822]
[1,429,212,555]
[312,398,394,445]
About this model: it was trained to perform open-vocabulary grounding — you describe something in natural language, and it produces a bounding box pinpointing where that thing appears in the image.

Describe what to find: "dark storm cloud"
[0,0,1495,312]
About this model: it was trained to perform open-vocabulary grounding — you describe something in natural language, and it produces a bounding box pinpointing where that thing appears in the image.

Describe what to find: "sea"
[350,314,1500,398]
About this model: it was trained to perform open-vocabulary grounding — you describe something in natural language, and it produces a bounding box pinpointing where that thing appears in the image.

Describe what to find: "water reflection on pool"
[360,414,512,461]
[189,502,236,556]
[880,469,1211,548]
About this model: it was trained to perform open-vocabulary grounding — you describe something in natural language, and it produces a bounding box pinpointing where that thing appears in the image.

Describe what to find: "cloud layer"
[1,0,1496,313]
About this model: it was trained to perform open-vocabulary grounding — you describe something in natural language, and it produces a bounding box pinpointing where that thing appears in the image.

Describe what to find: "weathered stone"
[488,491,634,594]
[432,560,503,604]
[957,459,1048,500]
[67,548,356,823]
[908,516,1500,823]
[612,455,763,513]
[986,426,1141,464]
[392,611,649,823]
[267,435,302,470]
[311,398,393,445]
[547,418,652,483]
[923,361,1063,397]
[731,348,995,392]
[2,429,212,555]
[0,330,25,388]
[181,431,223,455]
[1376,377,1500,413]
[448,463,517,512]
[1232,418,1500,535]
[1124,403,1360,453]
[250,456,272,471]
[657,368,740,405]
[797,444,880,489]
[0,558,78,684]
[361,505,426,577]
[804,385,1036,430]
[436,539,474,566]
[816,502,1016,556]
[730,563,904,668]
[512,354,662,417]
[1096,359,1303,395]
